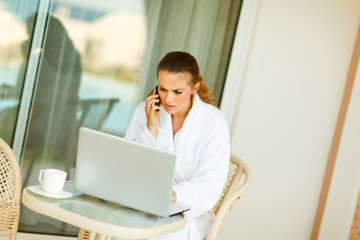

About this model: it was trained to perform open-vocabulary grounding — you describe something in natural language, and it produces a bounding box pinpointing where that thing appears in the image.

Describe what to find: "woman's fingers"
[145,92,160,137]
[145,94,160,112]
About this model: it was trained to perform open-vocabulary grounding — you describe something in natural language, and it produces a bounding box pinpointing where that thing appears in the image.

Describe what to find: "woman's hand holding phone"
[145,86,161,138]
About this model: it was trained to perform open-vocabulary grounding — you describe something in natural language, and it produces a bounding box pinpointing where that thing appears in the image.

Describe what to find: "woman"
[125,51,230,240]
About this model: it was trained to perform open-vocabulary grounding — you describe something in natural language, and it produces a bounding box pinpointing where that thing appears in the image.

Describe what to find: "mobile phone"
[155,86,160,111]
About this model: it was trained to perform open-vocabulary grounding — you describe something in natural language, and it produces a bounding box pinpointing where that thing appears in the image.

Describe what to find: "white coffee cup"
[38,169,67,194]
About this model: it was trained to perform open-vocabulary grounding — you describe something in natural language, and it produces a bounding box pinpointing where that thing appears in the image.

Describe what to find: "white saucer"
[28,185,73,199]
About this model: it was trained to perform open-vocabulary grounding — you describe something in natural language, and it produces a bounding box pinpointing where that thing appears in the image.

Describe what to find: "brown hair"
[157,51,216,105]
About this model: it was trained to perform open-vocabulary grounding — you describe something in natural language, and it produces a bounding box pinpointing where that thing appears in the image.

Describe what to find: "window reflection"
[19,1,147,235]
[0,0,36,144]
[52,1,146,135]
[18,12,83,235]
[22,13,82,184]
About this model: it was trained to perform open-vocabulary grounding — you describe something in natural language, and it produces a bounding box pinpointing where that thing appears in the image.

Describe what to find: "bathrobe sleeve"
[173,110,230,221]
[124,102,173,151]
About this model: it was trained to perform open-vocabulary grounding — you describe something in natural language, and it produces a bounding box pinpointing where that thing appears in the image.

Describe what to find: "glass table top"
[24,182,184,229]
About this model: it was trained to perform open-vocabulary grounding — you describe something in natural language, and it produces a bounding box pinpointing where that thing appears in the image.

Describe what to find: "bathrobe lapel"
[157,94,203,182]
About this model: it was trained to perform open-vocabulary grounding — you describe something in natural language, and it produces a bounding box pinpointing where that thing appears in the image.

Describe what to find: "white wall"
[219,0,360,239]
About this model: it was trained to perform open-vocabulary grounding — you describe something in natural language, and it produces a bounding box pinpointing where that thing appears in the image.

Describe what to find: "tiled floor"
[0,232,76,240]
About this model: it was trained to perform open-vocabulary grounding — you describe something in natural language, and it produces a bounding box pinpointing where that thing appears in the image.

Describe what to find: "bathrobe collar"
[158,93,203,151]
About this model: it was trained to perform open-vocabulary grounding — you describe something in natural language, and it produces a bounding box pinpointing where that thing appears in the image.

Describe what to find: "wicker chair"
[205,153,252,240]
[77,153,252,240]
[0,138,22,240]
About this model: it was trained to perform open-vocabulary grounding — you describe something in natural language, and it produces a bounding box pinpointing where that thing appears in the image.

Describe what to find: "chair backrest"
[62,98,120,172]
[78,98,120,130]
[206,153,252,240]
[0,138,22,240]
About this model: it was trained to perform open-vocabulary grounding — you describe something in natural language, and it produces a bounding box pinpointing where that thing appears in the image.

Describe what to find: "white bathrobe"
[124,93,230,240]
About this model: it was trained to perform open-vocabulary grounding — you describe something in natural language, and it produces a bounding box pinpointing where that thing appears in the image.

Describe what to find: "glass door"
[18,0,146,235]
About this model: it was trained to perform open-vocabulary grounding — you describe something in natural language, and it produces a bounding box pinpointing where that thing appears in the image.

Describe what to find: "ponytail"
[197,74,216,105]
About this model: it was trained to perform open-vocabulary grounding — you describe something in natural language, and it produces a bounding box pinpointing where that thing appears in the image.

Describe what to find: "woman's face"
[157,70,199,116]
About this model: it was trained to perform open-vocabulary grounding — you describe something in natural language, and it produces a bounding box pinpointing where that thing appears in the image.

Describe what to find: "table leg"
[95,233,111,240]
[78,228,91,240]
[88,231,96,240]
[78,229,111,240]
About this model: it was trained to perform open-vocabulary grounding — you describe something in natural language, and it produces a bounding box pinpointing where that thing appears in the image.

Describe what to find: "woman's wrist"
[147,124,157,138]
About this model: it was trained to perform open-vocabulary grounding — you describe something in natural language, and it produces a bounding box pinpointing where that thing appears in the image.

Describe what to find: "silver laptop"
[74,127,190,217]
